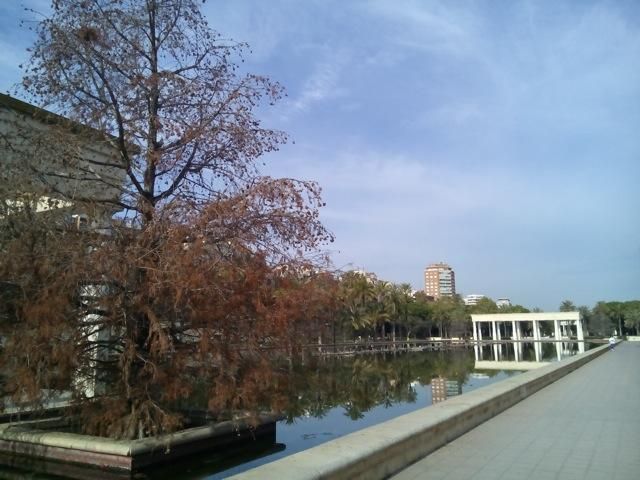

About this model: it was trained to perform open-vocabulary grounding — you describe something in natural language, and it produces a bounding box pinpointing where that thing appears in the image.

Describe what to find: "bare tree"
[1,0,333,439]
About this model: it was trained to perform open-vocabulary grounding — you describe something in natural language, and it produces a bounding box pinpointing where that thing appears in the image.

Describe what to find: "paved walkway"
[392,342,640,480]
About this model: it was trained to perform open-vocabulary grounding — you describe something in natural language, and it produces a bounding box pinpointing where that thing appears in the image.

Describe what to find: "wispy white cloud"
[0,1,51,91]
[414,102,485,128]
[0,40,27,90]
[289,51,350,113]
[1,0,637,308]
[361,0,481,57]
[202,1,295,60]
[267,137,639,303]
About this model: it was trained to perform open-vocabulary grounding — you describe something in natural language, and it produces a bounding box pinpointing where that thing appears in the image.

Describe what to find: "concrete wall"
[230,344,610,480]
[0,414,279,477]
[0,95,126,224]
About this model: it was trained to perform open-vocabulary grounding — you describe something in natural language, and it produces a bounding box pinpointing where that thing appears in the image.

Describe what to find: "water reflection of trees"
[276,350,477,422]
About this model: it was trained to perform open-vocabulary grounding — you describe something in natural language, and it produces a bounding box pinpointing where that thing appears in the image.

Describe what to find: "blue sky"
[1,0,639,310]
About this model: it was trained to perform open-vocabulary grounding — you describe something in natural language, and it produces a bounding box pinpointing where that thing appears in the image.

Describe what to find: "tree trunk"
[618,316,623,337]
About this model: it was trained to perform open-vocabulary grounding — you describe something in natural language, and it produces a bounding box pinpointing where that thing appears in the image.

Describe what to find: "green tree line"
[328,272,639,342]
[329,271,532,342]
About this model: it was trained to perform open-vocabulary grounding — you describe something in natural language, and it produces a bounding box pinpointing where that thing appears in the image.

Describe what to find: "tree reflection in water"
[276,348,496,422]
[137,349,516,480]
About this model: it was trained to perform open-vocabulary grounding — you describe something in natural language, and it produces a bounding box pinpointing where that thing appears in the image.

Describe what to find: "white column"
[533,320,541,341]
[576,319,584,341]
[496,322,502,341]
[491,321,498,341]
[477,322,483,341]
[511,321,517,340]
[555,341,562,361]
[472,320,478,343]
[534,339,542,362]
[554,320,561,341]
[514,340,521,362]
[516,322,522,340]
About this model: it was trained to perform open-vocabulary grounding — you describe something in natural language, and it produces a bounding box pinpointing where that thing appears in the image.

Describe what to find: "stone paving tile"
[500,466,533,479]
[555,472,584,480]
[390,343,640,480]
[583,470,612,480]
[526,469,558,480]
[441,466,477,479]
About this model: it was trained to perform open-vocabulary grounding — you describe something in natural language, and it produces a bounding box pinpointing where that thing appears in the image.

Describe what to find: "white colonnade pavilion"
[471,312,585,365]
[471,311,584,343]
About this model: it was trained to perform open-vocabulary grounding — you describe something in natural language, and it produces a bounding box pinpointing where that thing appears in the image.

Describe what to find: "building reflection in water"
[431,377,462,404]
[473,341,586,371]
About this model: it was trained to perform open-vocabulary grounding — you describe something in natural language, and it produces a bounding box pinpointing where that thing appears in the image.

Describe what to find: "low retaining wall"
[0,413,279,479]
[230,344,610,480]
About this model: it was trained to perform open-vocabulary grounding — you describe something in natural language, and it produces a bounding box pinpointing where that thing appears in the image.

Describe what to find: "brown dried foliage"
[1,0,338,439]
[0,181,338,438]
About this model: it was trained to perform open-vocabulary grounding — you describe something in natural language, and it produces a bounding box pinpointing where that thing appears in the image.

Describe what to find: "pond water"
[147,341,591,480]
[0,341,593,479]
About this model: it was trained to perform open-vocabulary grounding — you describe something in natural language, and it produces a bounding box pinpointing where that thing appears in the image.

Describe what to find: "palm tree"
[339,271,375,332]
[624,303,640,335]
[606,302,625,336]
[559,300,576,312]
[392,283,412,340]
[369,281,389,338]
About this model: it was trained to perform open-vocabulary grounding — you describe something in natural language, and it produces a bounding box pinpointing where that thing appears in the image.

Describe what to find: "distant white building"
[344,269,377,284]
[464,294,486,306]
[496,298,511,308]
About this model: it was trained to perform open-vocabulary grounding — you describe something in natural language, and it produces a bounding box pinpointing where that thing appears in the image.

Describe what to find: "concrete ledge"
[474,360,550,370]
[0,413,279,477]
[229,344,610,480]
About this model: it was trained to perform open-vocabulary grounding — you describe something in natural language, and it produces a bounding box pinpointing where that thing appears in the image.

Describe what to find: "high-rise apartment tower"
[424,262,456,299]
